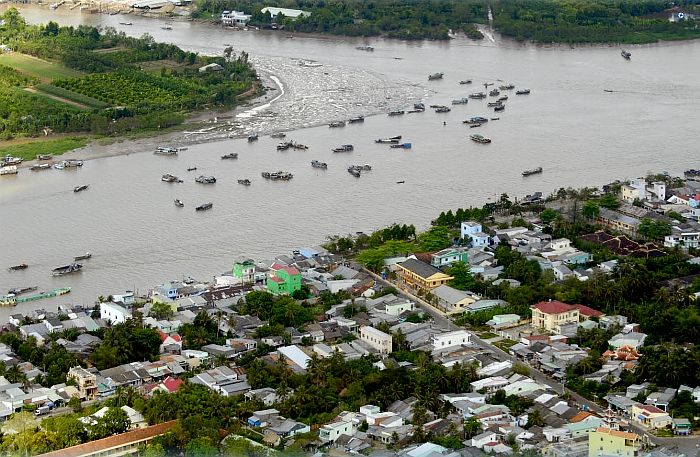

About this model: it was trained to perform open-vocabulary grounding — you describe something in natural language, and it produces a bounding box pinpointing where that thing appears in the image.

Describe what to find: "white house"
[360,326,392,355]
[319,417,355,443]
[471,431,499,449]
[100,302,132,324]
[261,7,310,19]
[461,221,490,247]
[221,10,251,26]
[431,330,471,351]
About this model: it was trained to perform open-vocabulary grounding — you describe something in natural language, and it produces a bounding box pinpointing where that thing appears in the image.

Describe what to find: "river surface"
[1,5,700,318]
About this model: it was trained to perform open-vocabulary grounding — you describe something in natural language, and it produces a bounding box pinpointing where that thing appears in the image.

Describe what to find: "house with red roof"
[631,403,672,429]
[158,331,182,355]
[267,264,302,295]
[531,301,604,334]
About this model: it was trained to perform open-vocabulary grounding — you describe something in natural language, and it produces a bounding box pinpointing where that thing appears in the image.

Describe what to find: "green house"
[430,247,469,268]
[233,259,256,283]
[267,265,302,295]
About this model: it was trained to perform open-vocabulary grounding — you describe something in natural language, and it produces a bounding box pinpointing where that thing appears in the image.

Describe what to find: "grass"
[0,53,82,83]
[35,83,110,109]
[138,59,197,73]
[478,332,498,339]
[0,137,89,161]
[493,339,518,351]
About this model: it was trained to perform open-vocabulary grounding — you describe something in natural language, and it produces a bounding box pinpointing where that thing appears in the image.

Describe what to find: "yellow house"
[631,404,673,429]
[396,258,454,292]
[531,301,604,334]
[588,427,641,457]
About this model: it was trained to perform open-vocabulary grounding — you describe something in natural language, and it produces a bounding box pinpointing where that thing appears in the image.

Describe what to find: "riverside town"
[1,2,700,457]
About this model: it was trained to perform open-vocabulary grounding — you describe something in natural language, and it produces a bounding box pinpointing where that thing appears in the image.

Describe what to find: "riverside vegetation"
[0,9,257,157]
[195,0,699,43]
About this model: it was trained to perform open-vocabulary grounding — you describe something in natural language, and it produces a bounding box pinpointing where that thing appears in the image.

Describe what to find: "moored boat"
[174,199,184,207]
[435,106,451,113]
[196,202,213,211]
[162,174,183,183]
[499,83,515,90]
[30,163,51,171]
[621,50,631,59]
[388,110,405,116]
[155,147,178,155]
[390,143,412,149]
[195,175,216,184]
[262,171,293,181]
[37,154,53,160]
[489,89,500,96]
[516,89,531,95]
[0,165,18,175]
[522,167,543,176]
[8,263,28,271]
[237,179,252,186]
[8,286,37,296]
[487,101,502,107]
[247,133,259,142]
[329,121,346,128]
[2,155,23,166]
[332,144,354,153]
[451,97,469,105]
[73,185,89,192]
[311,160,328,169]
[494,105,505,112]
[74,252,91,261]
[187,166,197,171]
[428,72,444,81]
[463,116,489,125]
[459,80,472,85]
[375,135,402,144]
[221,153,239,160]
[356,45,374,51]
[470,134,491,144]
[347,166,361,177]
[469,92,486,99]
[497,95,508,102]
[271,132,286,138]
[348,116,365,123]
[52,263,82,276]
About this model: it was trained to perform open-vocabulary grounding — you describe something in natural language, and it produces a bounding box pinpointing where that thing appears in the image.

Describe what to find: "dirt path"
[24,87,89,109]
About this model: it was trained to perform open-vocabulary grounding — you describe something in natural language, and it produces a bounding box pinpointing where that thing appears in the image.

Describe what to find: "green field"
[35,83,110,109]
[0,137,89,161]
[0,53,82,82]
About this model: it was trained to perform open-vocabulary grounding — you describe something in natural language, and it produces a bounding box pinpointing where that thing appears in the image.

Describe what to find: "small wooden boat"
[328,121,346,128]
[74,185,89,193]
[237,179,251,186]
[428,72,444,81]
[8,264,28,271]
[396,180,405,184]
[187,167,197,171]
[74,253,92,261]
[196,202,213,211]
[247,133,259,142]
[348,116,365,123]
[221,153,239,160]
[375,135,402,144]
[271,133,286,138]
[30,164,51,171]
[175,199,184,207]
[459,80,472,85]
[37,155,53,160]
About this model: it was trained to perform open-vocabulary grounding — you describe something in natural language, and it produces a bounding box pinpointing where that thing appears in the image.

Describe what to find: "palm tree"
[6,364,27,385]
[215,310,224,339]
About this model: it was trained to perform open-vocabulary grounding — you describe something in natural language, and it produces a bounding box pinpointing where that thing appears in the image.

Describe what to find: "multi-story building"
[531,301,604,334]
[360,326,392,355]
[67,366,98,400]
[588,427,641,457]
[267,265,301,295]
[395,259,453,292]
[430,247,468,268]
[232,259,256,283]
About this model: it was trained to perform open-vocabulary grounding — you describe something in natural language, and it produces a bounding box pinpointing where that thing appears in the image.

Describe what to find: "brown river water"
[1,5,699,317]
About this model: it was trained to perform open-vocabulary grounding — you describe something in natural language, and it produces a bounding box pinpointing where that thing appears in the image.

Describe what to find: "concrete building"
[531,301,603,334]
[100,302,131,325]
[221,10,251,26]
[360,326,392,355]
[431,330,471,351]
[67,366,98,400]
[587,427,640,457]
[395,259,453,292]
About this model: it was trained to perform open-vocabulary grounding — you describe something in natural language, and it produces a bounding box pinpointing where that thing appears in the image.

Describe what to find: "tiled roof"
[575,304,604,317]
[595,427,638,440]
[638,404,666,415]
[282,266,300,276]
[569,411,595,423]
[531,301,577,314]
[162,377,183,393]
[36,421,177,457]
[269,276,284,284]
[398,258,445,279]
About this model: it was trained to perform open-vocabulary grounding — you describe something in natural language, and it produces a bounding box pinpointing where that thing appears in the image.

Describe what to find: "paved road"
[361,266,700,452]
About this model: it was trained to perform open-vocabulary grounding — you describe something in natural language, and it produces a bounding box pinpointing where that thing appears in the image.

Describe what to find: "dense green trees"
[90,320,162,370]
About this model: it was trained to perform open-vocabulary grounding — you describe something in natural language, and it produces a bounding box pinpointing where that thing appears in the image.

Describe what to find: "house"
[645,388,676,412]
[461,221,490,247]
[631,404,672,429]
[220,10,251,26]
[485,314,521,331]
[360,326,392,355]
[672,418,692,435]
[67,366,98,400]
[395,259,454,292]
[277,345,311,372]
[319,416,356,443]
[100,302,132,325]
[34,421,177,457]
[198,63,223,73]
[92,406,147,429]
[260,6,310,19]
[587,427,641,457]
[267,264,301,295]
[621,178,666,203]
[564,411,603,438]
[232,259,256,283]
[430,247,468,268]
[431,330,471,351]
[665,224,700,249]
[596,209,641,235]
[530,301,603,334]
[608,332,646,350]
[431,285,478,314]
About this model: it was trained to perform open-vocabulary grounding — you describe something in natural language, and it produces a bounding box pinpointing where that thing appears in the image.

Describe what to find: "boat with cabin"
[356,45,374,51]
[470,134,491,144]
[0,166,18,175]
[621,50,631,59]
[469,92,486,99]
[390,143,412,149]
[2,155,23,166]
[262,171,293,181]
[499,84,515,90]
[161,25,172,30]
[196,202,213,211]
[195,176,216,184]
[74,253,91,261]
[311,160,328,169]
[497,95,509,102]
[119,22,133,25]
[428,72,444,81]
[463,116,489,125]
[435,106,451,113]
[174,199,184,207]
[221,153,239,159]
[155,147,178,155]
[7,286,37,296]
[8,264,28,271]
[348,116,365,123]
[30,164,51,171]
[162,174,183,183]
[489,89,500,96]
[73,185,89,192]
[329,121,346,128]
[487,101,502,107]
[516,89,531,95]
[271,132,286,138]
[247,133,259,142]
[494,105,505,112]
[459,80,472,85]
[375,135,402,144]
[237,179,252,186]
[452,97,469,105]
[332,144,354,153]
[37,155,53,160]
[522,167,543,176]
[52,263,82,276]
[347,167,361,177]
[388,110,405,116]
